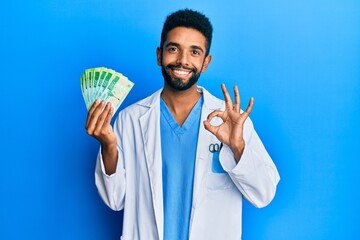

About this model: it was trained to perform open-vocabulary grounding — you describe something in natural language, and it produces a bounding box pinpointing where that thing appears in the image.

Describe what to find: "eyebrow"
[165,42,205,53]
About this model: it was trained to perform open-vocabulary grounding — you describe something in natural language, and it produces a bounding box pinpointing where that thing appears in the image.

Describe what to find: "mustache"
[165,64,196,72]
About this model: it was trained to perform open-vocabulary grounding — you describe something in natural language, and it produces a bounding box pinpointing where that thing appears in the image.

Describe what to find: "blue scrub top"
[160,96,203,240]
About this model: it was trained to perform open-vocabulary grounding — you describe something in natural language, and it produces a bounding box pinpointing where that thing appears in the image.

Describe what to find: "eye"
[192,49,201,56]
[167,47,178,53]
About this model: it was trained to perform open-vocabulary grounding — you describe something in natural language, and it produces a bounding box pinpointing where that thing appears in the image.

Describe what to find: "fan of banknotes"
[80,67,134,113]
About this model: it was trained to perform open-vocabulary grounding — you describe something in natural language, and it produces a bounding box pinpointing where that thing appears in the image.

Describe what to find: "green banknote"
[80,67,134,113]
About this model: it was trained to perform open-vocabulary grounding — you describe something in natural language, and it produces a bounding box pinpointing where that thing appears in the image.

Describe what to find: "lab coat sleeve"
[94,117,126,211]
[219,118,280,208]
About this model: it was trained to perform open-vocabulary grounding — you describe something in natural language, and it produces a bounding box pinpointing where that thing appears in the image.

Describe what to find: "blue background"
[1,0,359,239]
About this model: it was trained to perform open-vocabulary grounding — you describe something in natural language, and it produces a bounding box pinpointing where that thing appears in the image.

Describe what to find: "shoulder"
[199,86,225,111]
[117,88,162,120]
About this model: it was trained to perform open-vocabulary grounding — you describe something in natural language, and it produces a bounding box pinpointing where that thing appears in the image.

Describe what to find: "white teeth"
[174,69,190,75]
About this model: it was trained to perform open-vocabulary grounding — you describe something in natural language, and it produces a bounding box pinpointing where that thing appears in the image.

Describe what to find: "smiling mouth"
[172,68,191,77]
[167,65,195,78]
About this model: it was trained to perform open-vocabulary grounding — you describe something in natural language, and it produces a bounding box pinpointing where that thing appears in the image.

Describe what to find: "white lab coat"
[95,86,280,240]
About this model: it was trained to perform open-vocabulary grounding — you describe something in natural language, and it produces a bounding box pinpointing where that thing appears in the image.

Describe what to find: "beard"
[161,63,202,91]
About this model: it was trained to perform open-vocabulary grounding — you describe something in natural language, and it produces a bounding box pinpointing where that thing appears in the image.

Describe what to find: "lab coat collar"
[136,86,223,110]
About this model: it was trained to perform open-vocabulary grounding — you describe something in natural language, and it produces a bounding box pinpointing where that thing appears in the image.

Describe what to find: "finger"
[203,120,219,136]
[101,105,114,129]
[243,97,254,117]
[85,100,100,129]
[207,110,225,122]
[93,102,112,135]
[233,85,240,113]
[221,84,233,110]
[86,100,106,134]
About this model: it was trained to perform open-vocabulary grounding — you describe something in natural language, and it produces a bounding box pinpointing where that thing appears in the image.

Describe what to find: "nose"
[176,51,189,66]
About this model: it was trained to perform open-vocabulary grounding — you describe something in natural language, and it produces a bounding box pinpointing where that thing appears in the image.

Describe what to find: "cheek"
[161,54,173,66]
[195,59,206,72]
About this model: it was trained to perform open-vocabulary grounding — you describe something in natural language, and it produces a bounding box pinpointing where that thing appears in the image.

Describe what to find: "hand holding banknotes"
[85,100,118,174]
[82,67,134,174]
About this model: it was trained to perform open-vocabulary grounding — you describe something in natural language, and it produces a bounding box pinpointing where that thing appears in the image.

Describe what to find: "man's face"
[157,27,212,91]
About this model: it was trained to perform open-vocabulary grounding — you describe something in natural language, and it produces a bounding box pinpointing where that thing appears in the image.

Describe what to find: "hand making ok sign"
[203,84,254,162]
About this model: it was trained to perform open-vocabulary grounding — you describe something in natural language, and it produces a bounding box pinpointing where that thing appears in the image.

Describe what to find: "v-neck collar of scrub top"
[160,95,203,136]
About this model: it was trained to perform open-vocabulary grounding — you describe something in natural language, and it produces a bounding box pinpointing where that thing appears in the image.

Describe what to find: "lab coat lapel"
[191,87,224,207]
[139,90,164,240]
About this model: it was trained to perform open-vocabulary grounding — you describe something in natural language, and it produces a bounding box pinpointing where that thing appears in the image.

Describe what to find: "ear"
[156,47,162,66]
[201,54,212,73]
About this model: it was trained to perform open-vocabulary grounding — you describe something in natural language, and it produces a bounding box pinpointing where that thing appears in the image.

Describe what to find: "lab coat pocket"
[211,152,226,173]
[206,151,233,190]
[206,171,233,190]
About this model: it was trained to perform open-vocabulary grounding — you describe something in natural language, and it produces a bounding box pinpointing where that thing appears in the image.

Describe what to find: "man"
[86,9,280,240]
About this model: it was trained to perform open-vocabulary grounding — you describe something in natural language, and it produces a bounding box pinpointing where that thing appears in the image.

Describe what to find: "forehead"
[165,27,206,49]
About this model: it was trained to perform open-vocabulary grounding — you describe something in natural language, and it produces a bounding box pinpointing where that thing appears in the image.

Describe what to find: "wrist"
[101,142,117,161]
[101,142,118,175]
[101,141,117,151]
[231,140,245,163]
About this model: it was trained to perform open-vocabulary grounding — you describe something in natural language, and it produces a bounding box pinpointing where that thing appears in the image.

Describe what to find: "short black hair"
[160,9,213,56]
